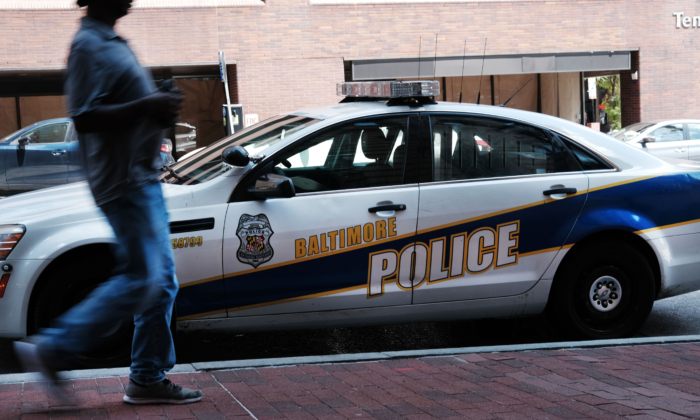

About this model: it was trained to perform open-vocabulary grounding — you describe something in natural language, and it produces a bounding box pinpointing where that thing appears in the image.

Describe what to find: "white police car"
[2,80,700,367]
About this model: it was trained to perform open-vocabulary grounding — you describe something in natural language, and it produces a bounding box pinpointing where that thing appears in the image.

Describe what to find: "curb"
[2,334,699,385]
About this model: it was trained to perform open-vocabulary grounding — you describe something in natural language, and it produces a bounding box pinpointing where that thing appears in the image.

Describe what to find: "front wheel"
[32,255,134,369]
[547,241,656,340]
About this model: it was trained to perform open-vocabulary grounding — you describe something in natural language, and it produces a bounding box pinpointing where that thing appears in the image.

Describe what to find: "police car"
[2,80,700,367]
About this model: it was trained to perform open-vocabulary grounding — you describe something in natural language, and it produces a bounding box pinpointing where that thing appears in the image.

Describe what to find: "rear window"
[563,140,612,171]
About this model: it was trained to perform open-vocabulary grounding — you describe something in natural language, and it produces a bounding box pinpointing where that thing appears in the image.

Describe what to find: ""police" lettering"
[367,221,520,297]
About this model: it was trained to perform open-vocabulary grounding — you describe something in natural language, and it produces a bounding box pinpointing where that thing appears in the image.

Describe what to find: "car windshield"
[0,126,29,144]
[160,114,320,186]
[612,123,656,141]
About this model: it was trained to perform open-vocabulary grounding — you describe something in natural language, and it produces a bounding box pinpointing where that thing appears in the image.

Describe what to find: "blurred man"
[14,0,202,405]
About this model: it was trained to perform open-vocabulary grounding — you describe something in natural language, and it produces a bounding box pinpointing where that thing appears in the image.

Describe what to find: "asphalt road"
[1,290,699,375]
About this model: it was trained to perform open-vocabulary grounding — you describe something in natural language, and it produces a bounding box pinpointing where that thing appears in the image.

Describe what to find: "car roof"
[635,119,700,125]
[24,118,73,128]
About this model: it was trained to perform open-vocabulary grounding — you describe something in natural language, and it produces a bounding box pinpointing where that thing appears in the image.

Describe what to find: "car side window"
[272,116,409,193]
[16,123,70,145]
[651,124,684,142]
[430,114,574,182]
[688,124,700,140]
[562,139,612,171]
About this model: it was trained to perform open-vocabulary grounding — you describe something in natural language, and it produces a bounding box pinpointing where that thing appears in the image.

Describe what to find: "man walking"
[14,0,202,405]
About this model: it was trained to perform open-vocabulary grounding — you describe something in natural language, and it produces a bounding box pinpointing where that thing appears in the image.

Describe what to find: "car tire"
[32,254,134,369]
[547,240,656,340]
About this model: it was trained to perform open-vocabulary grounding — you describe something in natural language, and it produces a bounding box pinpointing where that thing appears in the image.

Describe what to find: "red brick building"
[0,0,696,150]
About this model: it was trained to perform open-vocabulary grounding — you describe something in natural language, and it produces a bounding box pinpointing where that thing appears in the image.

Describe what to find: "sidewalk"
[4,341,700,420]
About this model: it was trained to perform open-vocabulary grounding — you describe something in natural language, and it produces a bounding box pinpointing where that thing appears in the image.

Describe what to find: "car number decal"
[172,236,204,249]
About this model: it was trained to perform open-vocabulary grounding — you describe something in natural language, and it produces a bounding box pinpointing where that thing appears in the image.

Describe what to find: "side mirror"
[18,137,29,147]
[222,146,250,167]
[248,173,295,199]
[641,136,656,144]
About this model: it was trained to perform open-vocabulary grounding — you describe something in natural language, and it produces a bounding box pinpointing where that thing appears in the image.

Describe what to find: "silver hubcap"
[589,276,622,312]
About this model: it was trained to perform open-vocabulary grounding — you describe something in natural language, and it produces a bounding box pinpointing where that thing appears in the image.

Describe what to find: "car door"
[66,123,86,184]
[644,123,688,160]
[6,121,70,189]
[169,207,229,320]
[413,113,589,304]
[223,114,421,317]
[686,123,700,161]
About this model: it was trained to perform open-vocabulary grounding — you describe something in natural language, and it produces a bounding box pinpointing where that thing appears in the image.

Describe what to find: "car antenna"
[417,36,422,79]
[476,38,487,105]
[458,40,467,103]
[499,77,533,107]
[432,33,438,80]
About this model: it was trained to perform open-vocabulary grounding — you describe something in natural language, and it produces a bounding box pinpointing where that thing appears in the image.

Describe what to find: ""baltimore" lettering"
[295,217,397,258]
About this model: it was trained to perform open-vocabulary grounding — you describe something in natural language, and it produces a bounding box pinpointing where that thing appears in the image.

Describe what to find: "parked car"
[160,138,175,167]
[3,80,700,368]
[612,119,700,161]
[0,119,82,192]
[0,118,176,191]
[174,122,197,159]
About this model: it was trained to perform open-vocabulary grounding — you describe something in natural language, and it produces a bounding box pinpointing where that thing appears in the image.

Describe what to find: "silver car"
[613,120,700,160]
[175,122,197,159]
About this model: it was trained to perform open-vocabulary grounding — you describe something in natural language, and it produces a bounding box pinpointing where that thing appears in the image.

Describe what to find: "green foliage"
[597,76,622,130]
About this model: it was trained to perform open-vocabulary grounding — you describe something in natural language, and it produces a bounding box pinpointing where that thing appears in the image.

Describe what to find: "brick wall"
[620,51,641,128]
[0,0,697,122]
[235,58,344,119]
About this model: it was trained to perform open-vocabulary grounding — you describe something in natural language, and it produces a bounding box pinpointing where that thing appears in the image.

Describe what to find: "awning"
[350,50,633,81]
[0,63,225,96]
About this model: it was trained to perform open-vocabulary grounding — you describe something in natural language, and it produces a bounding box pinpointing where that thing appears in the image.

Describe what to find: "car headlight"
[0,225,26,260]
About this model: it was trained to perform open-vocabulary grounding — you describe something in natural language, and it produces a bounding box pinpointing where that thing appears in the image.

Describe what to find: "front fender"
[0,217,116,338]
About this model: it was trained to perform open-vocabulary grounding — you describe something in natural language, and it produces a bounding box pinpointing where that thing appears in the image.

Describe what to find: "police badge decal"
[236,214,274,268]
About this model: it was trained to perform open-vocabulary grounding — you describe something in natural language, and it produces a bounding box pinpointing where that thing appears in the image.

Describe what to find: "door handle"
[368,204,407,213]
[52,150,67,156]
[676,148,686,153]
[543,188,577,196]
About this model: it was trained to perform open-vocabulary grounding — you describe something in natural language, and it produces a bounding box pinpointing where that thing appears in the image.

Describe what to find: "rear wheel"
[547,241,656,340]
[32,253,134,369]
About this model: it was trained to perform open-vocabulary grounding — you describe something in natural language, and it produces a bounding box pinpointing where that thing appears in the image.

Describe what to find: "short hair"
[77,0,90,7]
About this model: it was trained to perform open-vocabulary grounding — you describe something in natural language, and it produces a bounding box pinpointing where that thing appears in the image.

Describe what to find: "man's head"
[77,0,133,20]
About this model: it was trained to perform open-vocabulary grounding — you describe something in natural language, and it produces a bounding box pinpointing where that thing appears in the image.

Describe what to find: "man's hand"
[145,92,184,123]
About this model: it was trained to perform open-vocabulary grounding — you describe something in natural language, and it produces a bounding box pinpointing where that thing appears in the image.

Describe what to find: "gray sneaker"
[123,379,203,404]
[13,340,70,403]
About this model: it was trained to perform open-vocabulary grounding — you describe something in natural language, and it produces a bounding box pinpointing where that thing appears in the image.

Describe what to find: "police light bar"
[337,80,440,98]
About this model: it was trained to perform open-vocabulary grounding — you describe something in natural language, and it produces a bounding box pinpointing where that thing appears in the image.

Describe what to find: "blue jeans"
[40,181,178,385]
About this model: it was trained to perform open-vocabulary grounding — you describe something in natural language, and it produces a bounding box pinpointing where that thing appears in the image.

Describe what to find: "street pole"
[219,51,234,136]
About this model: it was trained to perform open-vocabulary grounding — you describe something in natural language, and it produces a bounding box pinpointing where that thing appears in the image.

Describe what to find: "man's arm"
[73,92,183,134]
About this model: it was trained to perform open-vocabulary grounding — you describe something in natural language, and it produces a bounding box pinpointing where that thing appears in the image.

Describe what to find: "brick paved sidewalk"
[4,343,700,420]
